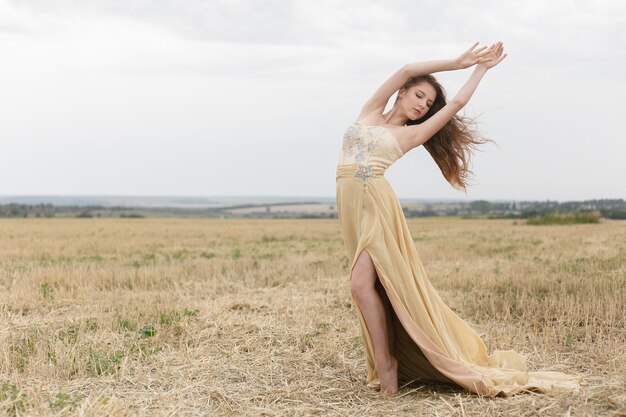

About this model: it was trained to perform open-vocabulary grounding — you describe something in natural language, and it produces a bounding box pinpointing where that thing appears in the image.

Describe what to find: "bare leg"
[350,249,398,394]
[376,279,396,361]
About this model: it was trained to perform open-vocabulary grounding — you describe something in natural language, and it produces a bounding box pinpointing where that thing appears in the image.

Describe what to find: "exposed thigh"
[351,249,378,287]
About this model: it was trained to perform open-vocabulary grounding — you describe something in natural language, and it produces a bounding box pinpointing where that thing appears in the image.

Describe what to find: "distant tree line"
[0,203,56,218]
[458,199,626,220]
[1,199,625,219]
[0,203,147,219]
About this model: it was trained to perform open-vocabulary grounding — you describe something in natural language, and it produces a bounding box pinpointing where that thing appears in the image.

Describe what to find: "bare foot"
[378,357,398,395]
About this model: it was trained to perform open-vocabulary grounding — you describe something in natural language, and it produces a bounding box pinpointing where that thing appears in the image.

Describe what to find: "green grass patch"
[1,382,27,416]
[527,211,601,225]
[41,282,54,300]
[139,325,157,338]
[48,392,82,411]
[86,349,123,375]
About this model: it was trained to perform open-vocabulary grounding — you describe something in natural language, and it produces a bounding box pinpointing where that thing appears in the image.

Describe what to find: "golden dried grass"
[0,217,624,416]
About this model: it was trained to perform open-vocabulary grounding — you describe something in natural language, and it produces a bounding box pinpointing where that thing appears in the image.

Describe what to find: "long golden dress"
[335,120,581,396]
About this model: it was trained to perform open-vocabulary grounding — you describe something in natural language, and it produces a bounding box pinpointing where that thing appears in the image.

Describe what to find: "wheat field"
[0,217,624,416]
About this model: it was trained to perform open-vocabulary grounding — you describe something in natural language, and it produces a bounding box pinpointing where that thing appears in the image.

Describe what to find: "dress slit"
[352,244,458,388]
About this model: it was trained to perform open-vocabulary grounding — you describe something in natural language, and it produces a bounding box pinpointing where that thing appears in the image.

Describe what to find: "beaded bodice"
[336,121,404,182]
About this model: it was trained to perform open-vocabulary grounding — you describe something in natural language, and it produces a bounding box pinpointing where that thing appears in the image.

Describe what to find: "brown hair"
[401,75,493,193]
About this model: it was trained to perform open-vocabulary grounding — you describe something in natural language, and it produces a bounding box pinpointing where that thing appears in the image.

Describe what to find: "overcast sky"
[1,0,624,201]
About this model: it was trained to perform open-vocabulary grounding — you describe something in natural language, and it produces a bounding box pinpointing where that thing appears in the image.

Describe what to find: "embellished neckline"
[353,121,405,156]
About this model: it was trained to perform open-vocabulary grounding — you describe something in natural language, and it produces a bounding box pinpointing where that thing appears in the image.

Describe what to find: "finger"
[469,41,479,50]
[492,54,507,65]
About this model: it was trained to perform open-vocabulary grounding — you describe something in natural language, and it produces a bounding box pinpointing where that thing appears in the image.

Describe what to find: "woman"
[335,42,581,396]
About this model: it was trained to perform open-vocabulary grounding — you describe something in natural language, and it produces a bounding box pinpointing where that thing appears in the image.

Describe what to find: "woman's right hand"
[456,42,492,69]
[476,41,507,70]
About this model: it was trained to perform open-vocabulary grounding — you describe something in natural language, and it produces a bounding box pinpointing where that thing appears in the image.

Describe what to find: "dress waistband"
[336,163,385,182]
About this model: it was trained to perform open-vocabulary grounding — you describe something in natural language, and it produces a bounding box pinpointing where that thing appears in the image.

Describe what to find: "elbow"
[399,64,410,79]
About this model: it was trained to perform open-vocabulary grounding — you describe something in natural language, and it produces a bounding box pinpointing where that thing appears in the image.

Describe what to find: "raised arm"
[359,42,493,116]
[406,41,507,148]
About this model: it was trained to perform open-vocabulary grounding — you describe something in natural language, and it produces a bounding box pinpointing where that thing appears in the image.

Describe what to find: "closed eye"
[416,92,433,107]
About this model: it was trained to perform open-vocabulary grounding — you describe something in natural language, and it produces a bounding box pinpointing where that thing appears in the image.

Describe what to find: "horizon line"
[1,194,624,204]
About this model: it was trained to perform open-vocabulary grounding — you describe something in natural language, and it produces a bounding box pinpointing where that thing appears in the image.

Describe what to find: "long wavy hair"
[400,75,493,193]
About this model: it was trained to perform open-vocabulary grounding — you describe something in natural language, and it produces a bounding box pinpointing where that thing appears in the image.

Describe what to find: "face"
[399,82,437,120]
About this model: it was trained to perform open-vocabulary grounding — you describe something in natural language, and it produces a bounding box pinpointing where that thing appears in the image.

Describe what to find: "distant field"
[0,218,624,416]
[224,203,337,215]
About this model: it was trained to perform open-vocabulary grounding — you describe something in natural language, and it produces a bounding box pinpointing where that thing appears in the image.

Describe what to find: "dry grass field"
[0,217,625,416]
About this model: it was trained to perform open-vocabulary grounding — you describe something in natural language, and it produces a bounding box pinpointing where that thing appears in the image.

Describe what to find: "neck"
[382,106,409,126]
